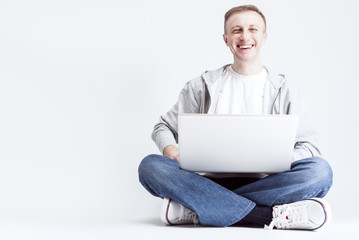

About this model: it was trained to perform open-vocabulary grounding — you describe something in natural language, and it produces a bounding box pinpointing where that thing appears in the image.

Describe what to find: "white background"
[0,0,358,223]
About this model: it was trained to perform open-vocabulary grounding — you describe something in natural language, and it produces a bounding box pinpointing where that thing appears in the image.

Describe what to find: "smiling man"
[224,9,267,75]
[138,5,333,230]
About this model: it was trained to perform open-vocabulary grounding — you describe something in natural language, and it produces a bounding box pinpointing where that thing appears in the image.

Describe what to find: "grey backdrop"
[0,0,358,223]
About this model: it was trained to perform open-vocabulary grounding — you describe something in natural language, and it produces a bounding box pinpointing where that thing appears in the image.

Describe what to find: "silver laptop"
[178,114,298,173]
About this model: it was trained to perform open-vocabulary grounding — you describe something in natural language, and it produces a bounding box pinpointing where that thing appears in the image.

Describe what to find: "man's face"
[223,11,267,63]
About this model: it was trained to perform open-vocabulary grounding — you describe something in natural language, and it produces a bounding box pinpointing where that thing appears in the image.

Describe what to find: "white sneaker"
[265,198,332,230]
[161,197,199,225]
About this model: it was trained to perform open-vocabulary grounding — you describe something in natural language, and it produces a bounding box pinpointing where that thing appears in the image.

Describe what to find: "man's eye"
[249,28,258,31]
[233,29,241,33]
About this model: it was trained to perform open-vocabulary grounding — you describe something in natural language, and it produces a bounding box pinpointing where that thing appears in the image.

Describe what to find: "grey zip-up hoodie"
[152,64,321,161]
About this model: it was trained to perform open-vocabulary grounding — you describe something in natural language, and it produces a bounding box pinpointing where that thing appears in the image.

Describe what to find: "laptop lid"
[178,114,298,173]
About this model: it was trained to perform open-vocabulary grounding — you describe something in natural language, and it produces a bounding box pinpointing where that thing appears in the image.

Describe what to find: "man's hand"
[163,145,179,162]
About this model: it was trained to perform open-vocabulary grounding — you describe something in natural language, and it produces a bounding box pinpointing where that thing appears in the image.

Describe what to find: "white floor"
[1,215,357,240]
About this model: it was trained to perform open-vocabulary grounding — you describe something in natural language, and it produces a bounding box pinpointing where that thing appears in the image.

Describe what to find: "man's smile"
[237,44,254,49]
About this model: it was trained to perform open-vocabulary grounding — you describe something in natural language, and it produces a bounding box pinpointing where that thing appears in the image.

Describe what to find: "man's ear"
[262,32,268,45]
[223,34,229,46]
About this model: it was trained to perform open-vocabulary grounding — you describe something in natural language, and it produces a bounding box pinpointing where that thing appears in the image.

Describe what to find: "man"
[138,5,333,230]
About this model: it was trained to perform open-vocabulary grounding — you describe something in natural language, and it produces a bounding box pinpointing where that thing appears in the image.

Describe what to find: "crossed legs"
[138,154,333,227]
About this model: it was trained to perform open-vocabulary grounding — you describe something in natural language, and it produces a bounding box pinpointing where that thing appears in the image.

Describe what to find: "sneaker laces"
[265,202,309,230]
[179,205,199,225]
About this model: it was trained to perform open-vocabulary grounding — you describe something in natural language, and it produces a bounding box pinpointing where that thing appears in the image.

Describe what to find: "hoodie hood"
[201,64,287,90]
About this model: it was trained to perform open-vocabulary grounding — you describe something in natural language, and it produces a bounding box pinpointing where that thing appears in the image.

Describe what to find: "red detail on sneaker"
[286,216,289,220]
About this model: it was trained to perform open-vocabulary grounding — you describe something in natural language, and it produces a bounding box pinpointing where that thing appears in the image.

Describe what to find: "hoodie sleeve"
[283,84,322,161]
[151,78,202,154]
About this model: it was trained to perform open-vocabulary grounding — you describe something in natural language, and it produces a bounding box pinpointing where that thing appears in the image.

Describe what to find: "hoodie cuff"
[157,137,177,154]
[292,149,313,162]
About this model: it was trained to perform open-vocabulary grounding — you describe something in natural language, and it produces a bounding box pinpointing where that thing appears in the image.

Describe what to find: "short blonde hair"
[224,5,267,33]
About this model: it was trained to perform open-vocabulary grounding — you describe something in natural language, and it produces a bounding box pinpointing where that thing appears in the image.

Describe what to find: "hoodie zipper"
[271,87,282,114]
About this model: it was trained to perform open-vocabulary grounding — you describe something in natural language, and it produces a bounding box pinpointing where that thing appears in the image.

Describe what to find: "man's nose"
[240,30,249,40]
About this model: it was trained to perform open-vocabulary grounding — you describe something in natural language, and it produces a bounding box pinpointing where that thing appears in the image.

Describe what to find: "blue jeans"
[138,154,333,227]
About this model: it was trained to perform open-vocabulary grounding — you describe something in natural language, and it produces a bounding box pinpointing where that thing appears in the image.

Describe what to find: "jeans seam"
[274,188,331,205]
[302,188,330,199]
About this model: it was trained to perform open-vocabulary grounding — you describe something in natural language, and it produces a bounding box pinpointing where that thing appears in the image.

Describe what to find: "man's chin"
[234,54,257,62]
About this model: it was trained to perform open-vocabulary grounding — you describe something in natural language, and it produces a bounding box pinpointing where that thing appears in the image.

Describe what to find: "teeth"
[239,45,252,49]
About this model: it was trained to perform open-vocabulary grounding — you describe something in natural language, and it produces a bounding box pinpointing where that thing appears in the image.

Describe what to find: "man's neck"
[231,61,263,76]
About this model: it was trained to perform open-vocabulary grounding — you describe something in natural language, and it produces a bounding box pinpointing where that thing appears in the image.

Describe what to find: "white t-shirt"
[208,65,268,114]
